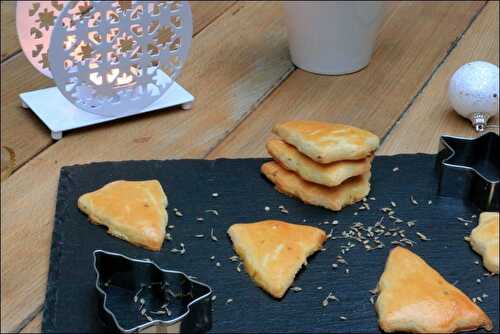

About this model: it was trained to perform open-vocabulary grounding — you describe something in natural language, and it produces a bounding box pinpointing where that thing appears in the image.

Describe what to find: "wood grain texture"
[190,1,236,30]
[379,1,499,155]
[0,1,236,178]
[19,313,42,334]
[0,1,19,61]
[208,1,485,159]
[0,56,55,175]
[1,2,292,332]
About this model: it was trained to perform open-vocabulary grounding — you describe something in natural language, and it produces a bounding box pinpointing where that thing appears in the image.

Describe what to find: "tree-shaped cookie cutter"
[94,250,213,333]
[16,1,194,140]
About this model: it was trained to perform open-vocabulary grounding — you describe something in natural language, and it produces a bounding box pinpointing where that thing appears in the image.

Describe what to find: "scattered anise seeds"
[205,209,219,216]
[170,243,186,255]
[322,291,340,306]
[210,228,218,241]
[326,228,334,240]
[416,232,431,241]
[278,205,289,214]
[172,188,475,314]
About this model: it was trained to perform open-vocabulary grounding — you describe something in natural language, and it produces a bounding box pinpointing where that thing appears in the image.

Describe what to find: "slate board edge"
[43,167,71,332]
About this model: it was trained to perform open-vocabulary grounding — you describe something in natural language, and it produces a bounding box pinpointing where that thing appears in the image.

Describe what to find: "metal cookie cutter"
[436,131,499,211]
[93,250,213,333]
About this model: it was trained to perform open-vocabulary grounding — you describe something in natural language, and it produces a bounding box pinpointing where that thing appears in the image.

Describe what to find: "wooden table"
[1,1,498,332]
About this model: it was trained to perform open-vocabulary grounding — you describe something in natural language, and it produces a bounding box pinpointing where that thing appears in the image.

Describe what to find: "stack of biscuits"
[261,120,379,211]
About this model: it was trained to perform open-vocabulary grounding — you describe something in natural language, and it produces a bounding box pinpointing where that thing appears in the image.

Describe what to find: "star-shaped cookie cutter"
[93,250,213,333]
[435,132,499,210]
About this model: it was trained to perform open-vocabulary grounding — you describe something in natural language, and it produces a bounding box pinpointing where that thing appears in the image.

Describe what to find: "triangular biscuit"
[266,138,373,187]
[261,161,370,211]
[376,247,492,333]
[273,120,379,163]
[228,220,326,298]
[470,212,499,274]
[78,180,168,251]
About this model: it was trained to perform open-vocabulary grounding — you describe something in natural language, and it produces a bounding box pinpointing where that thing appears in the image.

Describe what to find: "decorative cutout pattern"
[16,1,68,78]
[48,1,192,116]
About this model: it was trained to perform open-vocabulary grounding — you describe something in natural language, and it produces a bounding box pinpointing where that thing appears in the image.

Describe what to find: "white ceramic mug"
[283,1,385,75]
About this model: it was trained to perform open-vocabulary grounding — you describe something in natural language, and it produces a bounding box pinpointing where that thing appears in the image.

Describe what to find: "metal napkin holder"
[436,131,499,211]
[93,250,213,333]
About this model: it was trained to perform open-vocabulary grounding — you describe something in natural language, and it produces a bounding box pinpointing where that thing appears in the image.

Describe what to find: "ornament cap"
[471,112,487,132]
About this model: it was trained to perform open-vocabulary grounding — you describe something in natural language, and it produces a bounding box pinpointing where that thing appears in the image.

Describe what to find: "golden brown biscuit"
[266,138,373,187]
[78,180,168,251]
[227,220,326,298]
[470,212,499,274]
[273,120,379,163]
[375,247,492,333]
[261,161,370,211]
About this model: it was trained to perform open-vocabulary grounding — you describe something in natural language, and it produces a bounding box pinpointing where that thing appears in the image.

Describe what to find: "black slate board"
[43,155,499,333]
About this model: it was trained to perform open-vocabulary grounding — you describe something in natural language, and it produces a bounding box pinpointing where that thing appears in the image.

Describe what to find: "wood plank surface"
[2,1,496,333]
[0,1,19,61]
[19,313,42,334]
[208,1,485,159]
[0,1,236,177]
[190,1,236,31]
[0,1,235,64]
[379,1,499,155]
[1,56,55,176]
[1,2,293,332]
